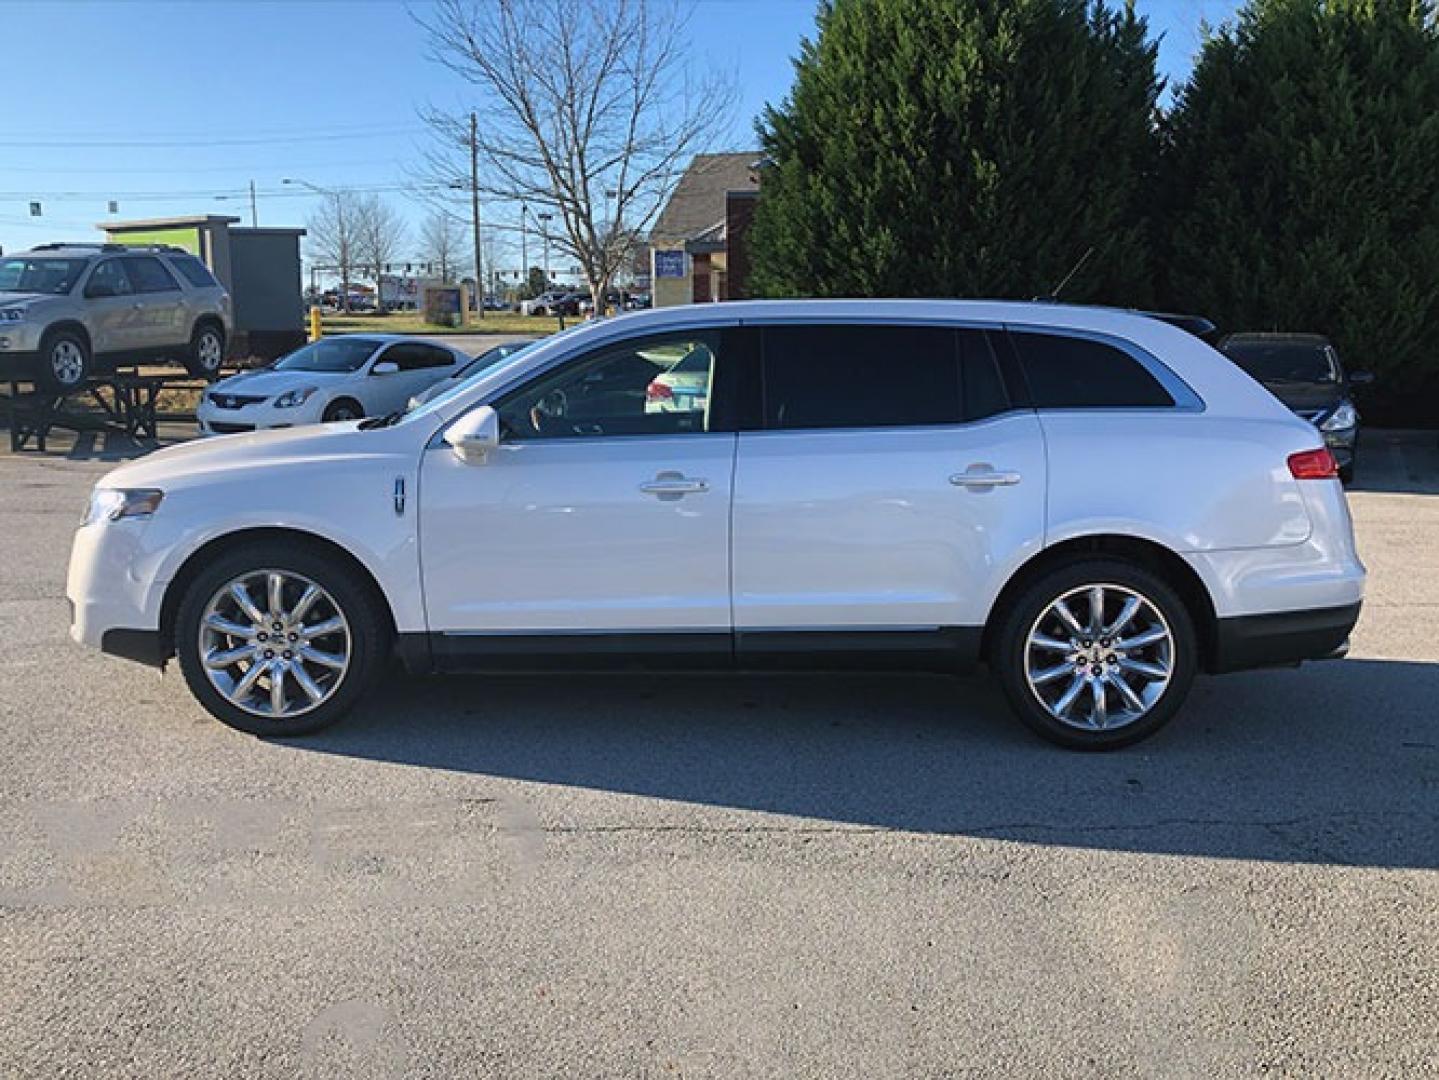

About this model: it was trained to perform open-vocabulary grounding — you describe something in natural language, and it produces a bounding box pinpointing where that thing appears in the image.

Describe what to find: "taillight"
[645,381,673,402]
[1288,447,1339,480]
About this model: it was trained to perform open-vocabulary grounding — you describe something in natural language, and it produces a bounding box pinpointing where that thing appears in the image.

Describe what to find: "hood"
[0,292,50,308]
[1259,380,1345,414]
[209,368,353,396]
[100,421,385,491]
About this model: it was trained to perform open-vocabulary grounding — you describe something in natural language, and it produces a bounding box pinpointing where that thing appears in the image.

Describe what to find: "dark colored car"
[1218,332,1372,483]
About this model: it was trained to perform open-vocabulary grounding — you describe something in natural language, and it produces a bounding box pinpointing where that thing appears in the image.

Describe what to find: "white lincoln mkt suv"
[67,301,1365,749]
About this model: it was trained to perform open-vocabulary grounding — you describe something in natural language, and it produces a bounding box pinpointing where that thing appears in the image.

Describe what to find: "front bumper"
[68,517,170,666]
[196,397,320,436]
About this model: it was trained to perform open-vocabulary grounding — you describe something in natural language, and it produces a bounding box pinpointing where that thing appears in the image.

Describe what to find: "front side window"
[273,337,380,373]
[761,324,962,430]
[122,256,181,294]
[0,257,89,295]
[498,331,720,439]
[1010,330,1174,409]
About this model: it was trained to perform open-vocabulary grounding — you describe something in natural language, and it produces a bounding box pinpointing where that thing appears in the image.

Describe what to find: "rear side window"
[168,255,219,288]
[761,324,962,430]
[122,255,180,294]
[1011,331,1174,409]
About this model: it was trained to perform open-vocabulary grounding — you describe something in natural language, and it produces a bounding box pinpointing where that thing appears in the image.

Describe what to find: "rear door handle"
[640,471,709,500]
[950,466,1022,489]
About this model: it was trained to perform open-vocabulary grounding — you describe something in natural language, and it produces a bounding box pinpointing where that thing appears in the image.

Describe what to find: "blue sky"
[0,0,1239,272]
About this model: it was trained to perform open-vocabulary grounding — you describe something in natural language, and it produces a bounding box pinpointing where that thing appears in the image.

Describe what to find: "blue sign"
[654,250,686,279]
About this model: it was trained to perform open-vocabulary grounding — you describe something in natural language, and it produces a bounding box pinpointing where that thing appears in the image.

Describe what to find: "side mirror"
[85,282,116,299]
[371,360,399,376]
[1348,370,1375,387]
[443,405,500,463]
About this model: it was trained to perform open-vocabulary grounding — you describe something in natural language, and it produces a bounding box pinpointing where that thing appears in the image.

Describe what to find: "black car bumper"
[1211,602,1361,673]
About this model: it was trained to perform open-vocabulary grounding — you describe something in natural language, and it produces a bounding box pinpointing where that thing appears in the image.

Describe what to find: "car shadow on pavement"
[298,657,1438,870]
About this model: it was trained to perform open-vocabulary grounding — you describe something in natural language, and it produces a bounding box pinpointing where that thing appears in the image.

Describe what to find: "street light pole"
[283,177,350,312]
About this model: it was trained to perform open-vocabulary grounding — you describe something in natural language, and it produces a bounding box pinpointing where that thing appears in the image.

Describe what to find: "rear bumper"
[1210,602,1361,673]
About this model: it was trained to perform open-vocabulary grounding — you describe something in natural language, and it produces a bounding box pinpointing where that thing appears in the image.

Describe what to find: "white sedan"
[196,335,472,436]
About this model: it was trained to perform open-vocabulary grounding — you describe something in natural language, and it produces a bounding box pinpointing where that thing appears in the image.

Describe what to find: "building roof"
[100,215,241,230]
[649,152,761,246]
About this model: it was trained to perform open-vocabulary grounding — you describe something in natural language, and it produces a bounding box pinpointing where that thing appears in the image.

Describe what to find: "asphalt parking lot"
[1,426,1435,1078]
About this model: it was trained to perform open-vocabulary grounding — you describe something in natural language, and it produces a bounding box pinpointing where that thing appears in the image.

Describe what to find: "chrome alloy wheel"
[51,340,85,385]
[198,569,351,719]
[1024,583,1174,731]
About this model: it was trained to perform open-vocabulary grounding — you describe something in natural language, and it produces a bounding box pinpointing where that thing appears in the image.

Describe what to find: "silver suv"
[0,243,232,391]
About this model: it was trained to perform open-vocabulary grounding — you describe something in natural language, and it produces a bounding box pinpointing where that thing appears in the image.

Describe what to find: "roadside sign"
[654,250,686,279]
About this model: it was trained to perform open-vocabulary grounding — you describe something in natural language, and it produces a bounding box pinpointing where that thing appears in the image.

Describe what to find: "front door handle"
[640,471,709,500]
[950,465,1022,489]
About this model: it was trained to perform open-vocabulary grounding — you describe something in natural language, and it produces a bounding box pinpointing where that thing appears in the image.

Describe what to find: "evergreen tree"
[1162,0,1439,409]
[749,0,1162,306]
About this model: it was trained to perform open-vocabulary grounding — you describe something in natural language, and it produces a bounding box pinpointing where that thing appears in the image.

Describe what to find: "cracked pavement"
[1,426,1435,1077]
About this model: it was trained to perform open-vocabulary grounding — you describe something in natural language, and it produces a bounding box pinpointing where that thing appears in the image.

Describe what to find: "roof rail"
[30,242,107,251]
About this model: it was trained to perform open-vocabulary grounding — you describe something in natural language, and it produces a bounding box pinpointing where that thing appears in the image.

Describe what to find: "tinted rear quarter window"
[761,324,962,430]
[168,255,219,289]
[1010,330,1174,408]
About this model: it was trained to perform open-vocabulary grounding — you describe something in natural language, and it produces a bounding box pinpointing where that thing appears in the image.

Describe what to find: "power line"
[0,128,423,149]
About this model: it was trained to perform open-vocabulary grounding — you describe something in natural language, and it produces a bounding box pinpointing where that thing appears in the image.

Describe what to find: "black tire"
[185,321,226,380]
[37,328,91,393]
[322,398,363,422]
[174,541,390,737]
[991,558,1199,750]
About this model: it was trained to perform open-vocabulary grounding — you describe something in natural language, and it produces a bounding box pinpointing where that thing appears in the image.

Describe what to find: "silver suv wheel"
[50,339,86,387]
[1024,583,1174,731]
[198,569,351,719]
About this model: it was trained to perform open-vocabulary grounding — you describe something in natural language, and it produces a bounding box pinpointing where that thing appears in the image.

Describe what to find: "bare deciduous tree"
[416,0,735,313]
[354,194,408,311]
[419,210,469,284]
[304,190,359,313]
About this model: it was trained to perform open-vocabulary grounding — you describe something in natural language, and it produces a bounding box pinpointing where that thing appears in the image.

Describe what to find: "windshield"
[0,257,88,296]
[1223,340,1340,384]
[272,337,381,373]
[454,342,526,380]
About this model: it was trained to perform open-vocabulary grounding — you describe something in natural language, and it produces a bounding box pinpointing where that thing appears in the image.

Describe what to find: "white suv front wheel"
[174,542,390,736]
[993,559,1198,749]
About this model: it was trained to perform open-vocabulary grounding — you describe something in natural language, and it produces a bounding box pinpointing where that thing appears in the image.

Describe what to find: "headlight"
[1320,401,1358,432]
[274,386,319,408]
[83,488,163,526]
[0,308,27,323]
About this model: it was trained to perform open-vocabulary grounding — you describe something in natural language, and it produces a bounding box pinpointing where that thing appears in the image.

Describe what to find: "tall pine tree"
[1162,0,1439,415]
[748,0,1161,306]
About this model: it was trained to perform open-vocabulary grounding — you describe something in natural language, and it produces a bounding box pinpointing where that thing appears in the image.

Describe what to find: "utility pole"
[520,203,528,287]
[469,111,484,320]
[248,179,258,228]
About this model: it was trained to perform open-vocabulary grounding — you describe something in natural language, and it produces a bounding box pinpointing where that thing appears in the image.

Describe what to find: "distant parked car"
[0,242,232,391]
[196,334,470,436]
[644,341,713,414]
[521,291,583,317]
[1219,332,1372,484]
[625,292,652,311]
[406,340,533,410]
